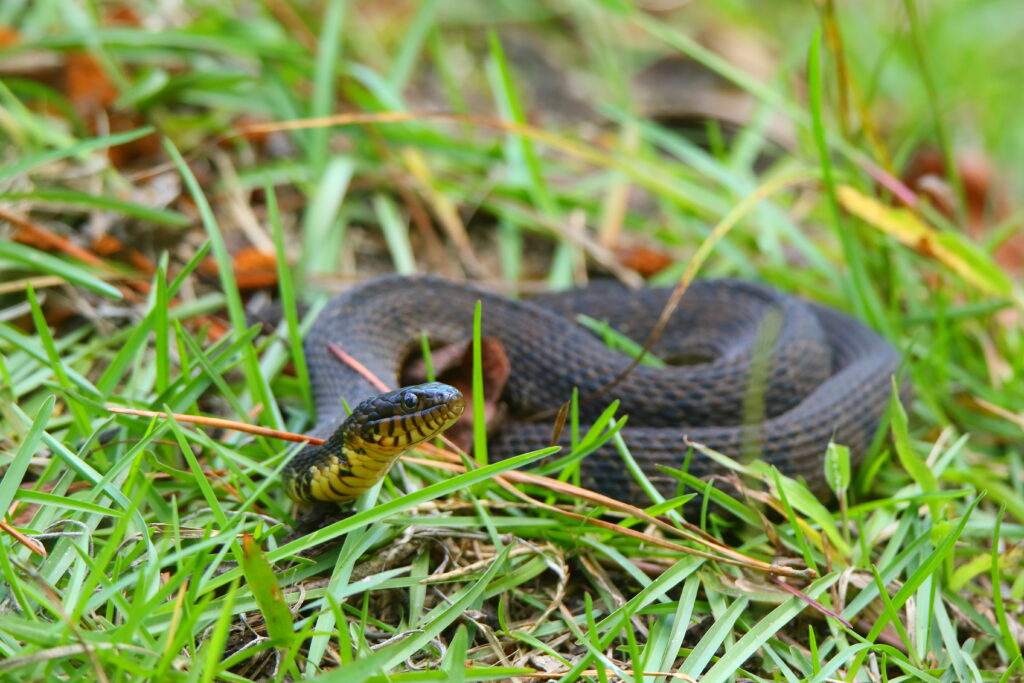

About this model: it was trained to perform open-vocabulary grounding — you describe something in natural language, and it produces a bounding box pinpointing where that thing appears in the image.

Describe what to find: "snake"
[282,275,903,505]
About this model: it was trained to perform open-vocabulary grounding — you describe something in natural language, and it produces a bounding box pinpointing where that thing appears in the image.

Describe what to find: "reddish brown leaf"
[615,244,674,277]
[402,337,511,451]
[233,247,278,289]
[90,234,123,256]
[89,234,155,275]
[105,111,161,168]
[0,25,19,47]
[103,4,142,26]
[200,248,278,290]
[902,148,1020,274]
[65,51,118,117]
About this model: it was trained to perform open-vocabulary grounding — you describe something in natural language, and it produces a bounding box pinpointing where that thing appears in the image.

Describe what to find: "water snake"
[283,275,903,504]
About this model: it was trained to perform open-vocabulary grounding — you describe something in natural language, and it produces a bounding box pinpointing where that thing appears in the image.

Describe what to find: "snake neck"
[286,423,404,503]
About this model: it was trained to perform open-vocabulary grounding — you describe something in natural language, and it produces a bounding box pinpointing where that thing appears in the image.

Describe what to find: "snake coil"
[287,275,903,504]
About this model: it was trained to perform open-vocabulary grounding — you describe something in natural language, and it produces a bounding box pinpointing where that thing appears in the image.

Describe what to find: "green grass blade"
[0,241,121,300]
[0,189,189,226]
[0,126,153,182]
[0,395,55,515]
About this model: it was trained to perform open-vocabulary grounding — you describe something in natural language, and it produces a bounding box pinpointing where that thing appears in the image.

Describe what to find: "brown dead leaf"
[103,4,142,26]
[903,147,1021,274]
[202,317,231,342]
[105,111,161,168]
[90,234,123,257]
[89,234,156,275]
[233,247,278,289]
[0,25,19,47]
[401,337,511,451]
[62,49,161,167]
[200,247,278,290]
[903,148,1004,233]
[66,51,118,117]
[615,244,674,277]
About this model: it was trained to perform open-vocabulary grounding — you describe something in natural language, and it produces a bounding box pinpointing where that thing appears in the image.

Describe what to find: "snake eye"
[402,393,419,410]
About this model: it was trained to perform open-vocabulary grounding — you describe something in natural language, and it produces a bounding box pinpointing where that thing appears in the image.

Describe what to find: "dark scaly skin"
[294,275,904,504]
[283,382,464,502]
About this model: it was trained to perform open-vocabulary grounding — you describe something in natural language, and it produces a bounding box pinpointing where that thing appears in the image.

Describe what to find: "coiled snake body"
[284,275,902,504]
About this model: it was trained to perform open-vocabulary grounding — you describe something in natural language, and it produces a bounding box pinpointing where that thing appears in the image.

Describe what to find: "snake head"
[284,382,465,504]
[348,382,465,456]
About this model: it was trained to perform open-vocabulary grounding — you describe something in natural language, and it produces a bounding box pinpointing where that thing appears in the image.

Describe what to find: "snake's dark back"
[303,275,904,502]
